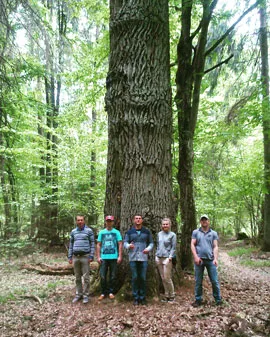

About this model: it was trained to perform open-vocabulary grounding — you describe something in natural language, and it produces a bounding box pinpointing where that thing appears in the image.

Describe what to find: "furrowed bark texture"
[104,0,175,295]
[105,0,174,231]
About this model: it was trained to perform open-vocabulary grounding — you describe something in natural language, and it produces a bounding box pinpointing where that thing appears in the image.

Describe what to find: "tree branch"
[205,0,263,56]
[204,54,234,74]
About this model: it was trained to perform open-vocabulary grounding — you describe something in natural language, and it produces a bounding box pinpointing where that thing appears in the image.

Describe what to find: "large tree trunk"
[104,0,175,296]
[259,0,270,251]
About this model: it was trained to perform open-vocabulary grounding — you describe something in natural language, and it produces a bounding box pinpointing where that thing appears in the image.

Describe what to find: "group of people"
[68,213,222,306]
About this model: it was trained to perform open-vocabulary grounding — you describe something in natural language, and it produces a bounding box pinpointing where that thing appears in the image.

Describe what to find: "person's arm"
[191,238,201,265]
[117,241,123,264]
[89,230,95,262]
[124,232,134,249]
[96,241,102,264]
[213,239,218,266]
[169,233,177,260]
[68,233,74,264]
[143,230,154,253]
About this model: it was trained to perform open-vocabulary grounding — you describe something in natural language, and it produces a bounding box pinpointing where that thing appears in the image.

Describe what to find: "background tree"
[174,0,263,269]
[259,0,270,251]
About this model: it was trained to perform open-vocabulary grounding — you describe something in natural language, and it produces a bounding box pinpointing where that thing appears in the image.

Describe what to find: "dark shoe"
[168,298,175,303]
[216,300,223,306]
[140,299,147,306]
[192,300,202,307]
[83,296,89,304]
[133,299,139,306]
[72,296,82,303]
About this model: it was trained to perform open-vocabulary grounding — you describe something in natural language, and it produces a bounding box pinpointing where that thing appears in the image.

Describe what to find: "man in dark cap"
[191,214,222,307]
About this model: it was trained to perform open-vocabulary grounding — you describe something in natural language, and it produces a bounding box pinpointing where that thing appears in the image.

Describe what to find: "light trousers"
[156,256,175,299]
[73,255,90,297]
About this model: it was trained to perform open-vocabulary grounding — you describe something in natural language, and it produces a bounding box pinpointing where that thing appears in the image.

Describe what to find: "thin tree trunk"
[259,0,270,251]
[175,0,217,269]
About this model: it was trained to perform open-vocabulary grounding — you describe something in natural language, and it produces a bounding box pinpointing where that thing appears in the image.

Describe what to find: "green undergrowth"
[0,279,70,304]
[228,246,270,268]
[240,259,270,267]
[227,246,257,257]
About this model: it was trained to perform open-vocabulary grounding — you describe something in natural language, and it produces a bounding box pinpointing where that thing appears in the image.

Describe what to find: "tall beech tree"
[104,0,175,294]
[259,0,270,251]
[36,0,67,241]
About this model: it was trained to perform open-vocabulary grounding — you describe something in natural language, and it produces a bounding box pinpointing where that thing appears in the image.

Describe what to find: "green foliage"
[227,246,270,267]
[0,0,266,243]
[0,239,36,257]
[228,246,257,257]
[0,293,16,304]
[241,259,270,267]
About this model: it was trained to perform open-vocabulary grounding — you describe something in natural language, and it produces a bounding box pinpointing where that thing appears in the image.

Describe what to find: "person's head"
[200,214,210,229]
[105,215,114,229]
[161,218,171,232]
[76,215,85,229]
[133,214,143,228]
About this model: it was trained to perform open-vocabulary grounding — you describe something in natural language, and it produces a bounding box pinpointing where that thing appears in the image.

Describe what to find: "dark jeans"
[194,259,221,303]
[129,261,148,301]
[100,259,117,295]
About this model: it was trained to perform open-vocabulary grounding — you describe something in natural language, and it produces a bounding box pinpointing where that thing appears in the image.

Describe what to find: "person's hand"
[97,257,102,264]
[213,258,218,267]
[143,249,149,254]
[129,242,135,249]
[194,256,202,265]
[89,257,93,263]
[117,256,122,264]
[68,259,72,264]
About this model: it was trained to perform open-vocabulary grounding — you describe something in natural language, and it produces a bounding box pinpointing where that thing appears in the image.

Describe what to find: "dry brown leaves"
[0,248,269,337]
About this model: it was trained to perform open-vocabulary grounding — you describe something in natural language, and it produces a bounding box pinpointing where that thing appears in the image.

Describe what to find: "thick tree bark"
[259,0,270,251]
[104,0,175,296]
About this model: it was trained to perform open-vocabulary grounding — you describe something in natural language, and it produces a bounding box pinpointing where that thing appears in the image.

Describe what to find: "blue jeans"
[129,261,148,301]
[194,259,221,303]
[100,259,117,295]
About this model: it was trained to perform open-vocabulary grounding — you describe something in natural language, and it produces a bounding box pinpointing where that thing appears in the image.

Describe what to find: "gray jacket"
[155,231,176,258]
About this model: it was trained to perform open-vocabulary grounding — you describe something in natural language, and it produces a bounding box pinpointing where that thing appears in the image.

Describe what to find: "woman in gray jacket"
[155,218,176,303]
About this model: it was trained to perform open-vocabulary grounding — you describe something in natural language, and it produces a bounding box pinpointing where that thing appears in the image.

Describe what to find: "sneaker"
[192,300,202,307]
[168,298,175,303]
[72,296,82,303]
[83,296,89,304]
[98,294,105,301]
[133,299,139,306]
[160,298,168,303]
[109,293,115,299]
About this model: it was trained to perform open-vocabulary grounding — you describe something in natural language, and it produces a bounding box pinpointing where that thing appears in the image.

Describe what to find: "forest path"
[219,247,270,285]
[0,246,270,337]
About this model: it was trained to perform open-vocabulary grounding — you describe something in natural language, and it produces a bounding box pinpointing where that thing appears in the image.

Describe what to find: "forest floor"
[0,240,269,337]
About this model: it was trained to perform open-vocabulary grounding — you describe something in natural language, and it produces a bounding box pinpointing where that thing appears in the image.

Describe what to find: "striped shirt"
[68,225,95,259]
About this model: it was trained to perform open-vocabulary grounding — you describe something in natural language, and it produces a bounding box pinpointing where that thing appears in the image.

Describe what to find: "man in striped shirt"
[68,215,95,304]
